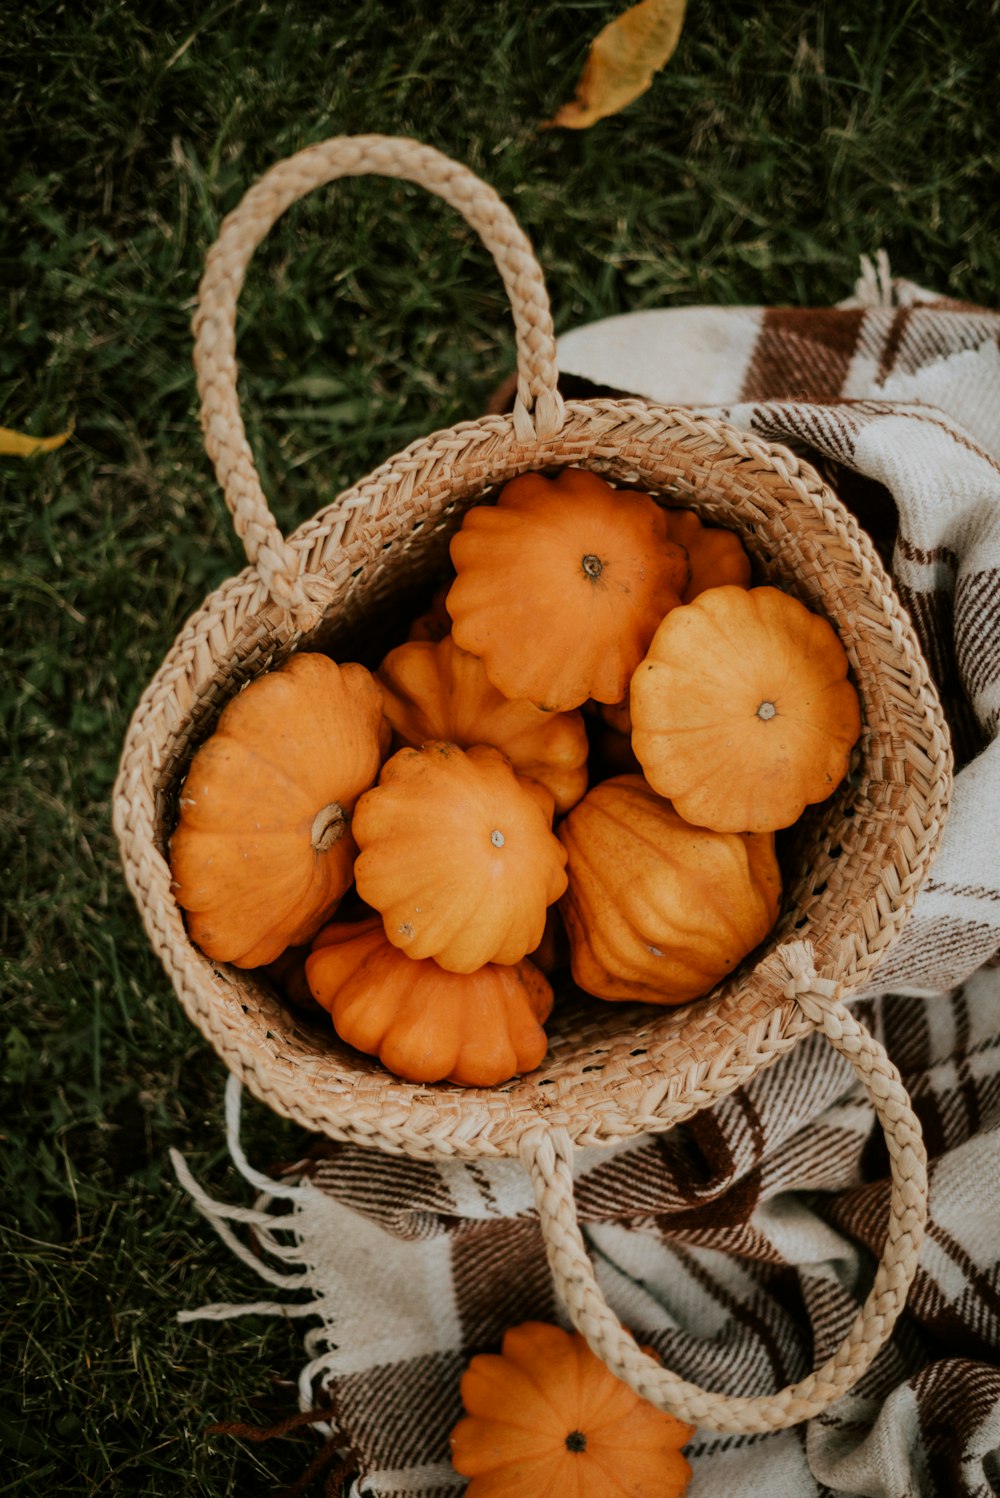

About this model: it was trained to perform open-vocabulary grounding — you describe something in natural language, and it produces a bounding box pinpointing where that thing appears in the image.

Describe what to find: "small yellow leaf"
[0,422,73,457]
[546,0,687,130]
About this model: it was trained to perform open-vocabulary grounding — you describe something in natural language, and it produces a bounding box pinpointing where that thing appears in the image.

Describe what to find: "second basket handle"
[519,940,929,1434]
[193,133,564,624]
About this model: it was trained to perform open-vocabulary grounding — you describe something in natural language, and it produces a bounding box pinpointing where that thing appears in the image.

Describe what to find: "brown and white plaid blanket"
[177,261,1000,1497]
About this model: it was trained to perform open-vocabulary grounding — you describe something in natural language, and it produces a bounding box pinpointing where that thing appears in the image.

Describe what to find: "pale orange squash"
[352,742,568,973]
[306,918,553,1087]
[378,635,589,814]
[631,585,862,832]
[450,1321,694,1497]
[662,507,752,601]
[170,654,388,968]
[558,775,782,1004]
[446,467,688,710]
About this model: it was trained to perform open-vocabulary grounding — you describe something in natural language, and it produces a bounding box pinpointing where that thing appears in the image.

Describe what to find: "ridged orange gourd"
[378,635,589,814]
[353,742,568,973]
[306,919,553,1087]
[558,775,782,1004]
[446,467,688,710]
[169,654,387,968]
[661,507,752,601]
[450,1321,694,1497]
[631,585,862,832]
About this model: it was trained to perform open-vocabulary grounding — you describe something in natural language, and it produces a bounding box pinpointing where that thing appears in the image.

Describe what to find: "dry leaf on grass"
[0,423,72,456]
[546,0,687,129]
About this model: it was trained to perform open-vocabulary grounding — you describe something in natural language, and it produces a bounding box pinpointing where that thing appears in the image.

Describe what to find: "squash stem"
[311,802,348,852]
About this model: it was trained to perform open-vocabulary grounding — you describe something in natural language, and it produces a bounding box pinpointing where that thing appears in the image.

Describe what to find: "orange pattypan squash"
[446,467,688,710]
[631,585,862,833]
[558,775,781,1004]
[450,1321,694,1498]
[378,635,589,814]
[661,507,752,601]
[170,654,388,968]
[353,742,568,973]
[306,918,552,1086]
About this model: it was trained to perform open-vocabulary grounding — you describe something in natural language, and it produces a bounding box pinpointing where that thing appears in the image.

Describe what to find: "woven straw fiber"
[114,136,952,1166]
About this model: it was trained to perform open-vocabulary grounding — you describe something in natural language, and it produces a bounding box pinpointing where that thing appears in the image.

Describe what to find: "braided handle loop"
[519,941,928,1433]
[193,133,564,627]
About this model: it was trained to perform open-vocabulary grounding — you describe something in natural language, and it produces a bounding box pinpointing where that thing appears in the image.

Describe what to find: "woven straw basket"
[114,136,952,1434]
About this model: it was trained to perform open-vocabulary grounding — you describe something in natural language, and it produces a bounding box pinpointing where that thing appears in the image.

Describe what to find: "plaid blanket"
[177,261,1000,1497]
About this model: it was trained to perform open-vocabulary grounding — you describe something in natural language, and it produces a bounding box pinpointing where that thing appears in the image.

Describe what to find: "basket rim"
[113,397,953,1158]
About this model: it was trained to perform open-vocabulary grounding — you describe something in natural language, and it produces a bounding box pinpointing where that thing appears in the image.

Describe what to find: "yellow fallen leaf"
[0,422,73,457]
[546,0,687,129]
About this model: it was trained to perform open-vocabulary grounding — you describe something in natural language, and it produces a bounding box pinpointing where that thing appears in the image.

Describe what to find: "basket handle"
[518,940,929,1434]
[193,133,564,627]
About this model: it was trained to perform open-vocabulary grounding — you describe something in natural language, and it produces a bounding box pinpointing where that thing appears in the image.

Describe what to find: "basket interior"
[126,403,948,1154]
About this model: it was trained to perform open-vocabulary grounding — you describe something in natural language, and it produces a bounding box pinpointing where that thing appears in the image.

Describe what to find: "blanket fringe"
[171,1073,342,1438]
[855,249,894,308]
[346,1464,461,1496]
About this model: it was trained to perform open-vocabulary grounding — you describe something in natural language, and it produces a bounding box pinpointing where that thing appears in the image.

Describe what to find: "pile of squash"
[170,468,861,1088]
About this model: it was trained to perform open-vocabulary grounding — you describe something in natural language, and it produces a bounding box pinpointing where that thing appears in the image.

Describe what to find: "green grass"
[2,1,997,1491]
